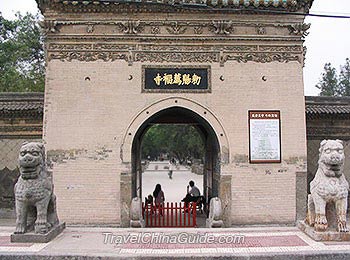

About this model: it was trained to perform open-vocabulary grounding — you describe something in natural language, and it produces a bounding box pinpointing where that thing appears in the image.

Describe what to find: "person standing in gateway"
[168,159,174,179]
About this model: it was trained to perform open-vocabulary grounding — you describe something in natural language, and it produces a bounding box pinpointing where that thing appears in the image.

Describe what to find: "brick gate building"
[34,0,314,227]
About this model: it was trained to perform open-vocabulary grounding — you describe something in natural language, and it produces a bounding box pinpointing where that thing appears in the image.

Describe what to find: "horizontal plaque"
[142,66,211,93]
[249,111,281,164]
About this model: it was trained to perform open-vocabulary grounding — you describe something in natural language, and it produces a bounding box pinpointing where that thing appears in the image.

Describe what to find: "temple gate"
[37,0,313,227]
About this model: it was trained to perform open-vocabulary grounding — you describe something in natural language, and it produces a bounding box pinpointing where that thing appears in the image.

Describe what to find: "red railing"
[142,202,197,228]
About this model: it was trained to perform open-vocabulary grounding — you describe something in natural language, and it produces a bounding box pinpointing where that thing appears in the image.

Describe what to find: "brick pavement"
[0,226,350,259]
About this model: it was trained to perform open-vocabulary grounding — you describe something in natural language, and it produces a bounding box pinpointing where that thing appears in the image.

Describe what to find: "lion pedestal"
[11,142,65,243]
[130,197,145,228]
[206,197,224,228]
[299,139,350,241]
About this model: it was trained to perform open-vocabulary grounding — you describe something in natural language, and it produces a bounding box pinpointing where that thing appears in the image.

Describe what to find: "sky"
[1,0,349,96]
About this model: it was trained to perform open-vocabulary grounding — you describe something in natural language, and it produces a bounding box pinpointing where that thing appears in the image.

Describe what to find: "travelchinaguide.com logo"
[103,232,245,245]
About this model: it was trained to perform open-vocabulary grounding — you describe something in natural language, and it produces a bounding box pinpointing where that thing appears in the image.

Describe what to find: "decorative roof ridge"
[0,93,44,102]
[305,96,350,106]
[36,0,314,13]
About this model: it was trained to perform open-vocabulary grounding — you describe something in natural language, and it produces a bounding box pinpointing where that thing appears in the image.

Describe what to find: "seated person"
[182,180,200,209]
[144,194,154,214]
[145,194,153,206]
[153,184,165,215]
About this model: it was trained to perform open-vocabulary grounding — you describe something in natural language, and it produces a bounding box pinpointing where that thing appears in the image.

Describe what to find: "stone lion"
[14,142,59,234]
[307,139,349,232]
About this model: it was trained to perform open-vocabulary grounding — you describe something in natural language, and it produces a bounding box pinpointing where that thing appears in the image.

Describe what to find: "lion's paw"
[14,223,26,234]
[35,223,49,234]
[315,223,328,232]
[337,221,349,233]
[315,214,328,232]
[315,214,327,224]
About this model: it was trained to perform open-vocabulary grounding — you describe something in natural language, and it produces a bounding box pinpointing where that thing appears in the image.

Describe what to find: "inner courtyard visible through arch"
[140,124,206,227]
[141,124,205,203]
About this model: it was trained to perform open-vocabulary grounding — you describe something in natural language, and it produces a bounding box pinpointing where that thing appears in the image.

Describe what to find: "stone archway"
[119,97,230,227]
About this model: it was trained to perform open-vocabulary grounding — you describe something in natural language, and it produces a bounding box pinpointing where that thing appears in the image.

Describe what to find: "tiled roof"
[306,105,350,115]
[0,93,44,118]
[305,96,350,118]
[57,0,299,8]
[39,0,313,12]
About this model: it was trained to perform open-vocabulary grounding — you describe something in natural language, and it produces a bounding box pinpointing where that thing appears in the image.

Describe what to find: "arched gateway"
[120,97,230,226]
[39,0,312,227]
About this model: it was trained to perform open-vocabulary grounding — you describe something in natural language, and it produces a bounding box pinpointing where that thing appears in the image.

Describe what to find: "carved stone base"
[206,219,223,228]
[298,220,350,241]
[11,223,66,243]
[130,219,145,228]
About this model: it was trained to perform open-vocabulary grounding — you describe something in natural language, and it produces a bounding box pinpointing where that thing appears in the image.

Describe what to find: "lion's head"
[18,142,45,180]
[318,139,345,178]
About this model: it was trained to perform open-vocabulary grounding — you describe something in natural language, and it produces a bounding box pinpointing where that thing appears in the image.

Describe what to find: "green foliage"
[141,124,205,163]
[339,58,350,96]
[316,58,350,97]
[0,12,45,92]
[316,63,339,96]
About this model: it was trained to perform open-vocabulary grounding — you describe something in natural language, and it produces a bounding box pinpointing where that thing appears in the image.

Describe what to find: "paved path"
[1,226,350,259]
[143,161,203,202]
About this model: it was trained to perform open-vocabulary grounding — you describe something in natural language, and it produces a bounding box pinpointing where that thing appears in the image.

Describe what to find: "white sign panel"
[249,111,281,163]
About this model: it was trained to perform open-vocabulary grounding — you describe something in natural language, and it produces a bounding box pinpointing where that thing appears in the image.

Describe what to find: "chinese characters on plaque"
[153,72,202,86]
[142,66,210,92]
[249,111,281,163]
